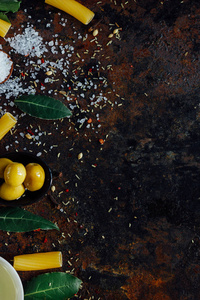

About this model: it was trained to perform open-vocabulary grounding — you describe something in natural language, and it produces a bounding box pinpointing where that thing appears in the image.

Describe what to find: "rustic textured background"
[0,0,200,299]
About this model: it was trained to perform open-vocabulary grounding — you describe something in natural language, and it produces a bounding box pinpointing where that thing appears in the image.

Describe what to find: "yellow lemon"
[0,158,12,178]
[0,182,25,201]
[4,162,26,186]
[24,163,45,191]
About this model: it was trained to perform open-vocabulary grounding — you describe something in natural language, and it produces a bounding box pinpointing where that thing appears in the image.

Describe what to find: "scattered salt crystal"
[7,27,47,57]
[77,118,86,124]
[0,77,35,99]
[51,46,58,54]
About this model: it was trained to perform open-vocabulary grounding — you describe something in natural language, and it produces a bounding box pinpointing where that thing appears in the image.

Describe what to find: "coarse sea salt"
[6,27,47,57]
[0,77,35,99]
[0,51,13,83]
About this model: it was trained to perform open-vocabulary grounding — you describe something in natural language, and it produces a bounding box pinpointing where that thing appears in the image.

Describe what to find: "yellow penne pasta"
[0,113,17,140]
[45,0,94,25]
[13,251,62,271]
[0,19,11,38]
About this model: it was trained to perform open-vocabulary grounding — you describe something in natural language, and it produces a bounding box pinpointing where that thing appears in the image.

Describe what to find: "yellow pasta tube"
[0,19,11,38]
[13,251,62,271]
[0,113,17,140]
[45,0,94,25]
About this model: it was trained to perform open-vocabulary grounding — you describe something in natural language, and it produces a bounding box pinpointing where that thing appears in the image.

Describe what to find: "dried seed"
[113,28,119,34]
[108,33,114,38]
[46,70,53,76]
[78,153,83,160]
[59,90,67,95]
[25,133,32,139]
[93,29,99,37]
[51,185,56,192]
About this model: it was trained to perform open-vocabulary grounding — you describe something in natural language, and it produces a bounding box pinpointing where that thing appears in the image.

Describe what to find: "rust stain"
[122,270,172,300]
[79,246,100,270]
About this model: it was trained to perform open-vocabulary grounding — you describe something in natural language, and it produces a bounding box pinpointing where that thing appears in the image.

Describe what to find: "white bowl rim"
[0,256,24,299]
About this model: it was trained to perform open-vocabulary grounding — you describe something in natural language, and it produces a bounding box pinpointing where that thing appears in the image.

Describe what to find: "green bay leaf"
[15,95,72,120]
[24,272,82,299]
[0,0,21,13]
[0,207,59,232]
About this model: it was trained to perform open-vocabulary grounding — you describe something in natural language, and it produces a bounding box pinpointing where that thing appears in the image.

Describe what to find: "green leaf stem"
[15,95,72,120]
[24,272,82,299]
[0,207,59,232]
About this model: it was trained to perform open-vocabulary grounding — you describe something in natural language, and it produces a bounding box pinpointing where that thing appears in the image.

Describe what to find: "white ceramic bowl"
[0,257,24,300]
[0,50,14,84]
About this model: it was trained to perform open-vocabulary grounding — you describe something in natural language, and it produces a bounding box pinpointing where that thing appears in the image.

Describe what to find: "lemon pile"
[0,158,45,201]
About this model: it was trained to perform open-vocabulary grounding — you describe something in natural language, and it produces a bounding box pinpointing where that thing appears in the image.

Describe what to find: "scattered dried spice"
[99,138,105,145]
[0,6,125,298]
[78,153,83,160]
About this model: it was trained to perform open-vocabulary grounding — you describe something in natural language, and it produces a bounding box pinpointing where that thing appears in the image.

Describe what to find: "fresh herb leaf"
[24,272,82,299]
[0,0,21,13]
[0,207,59,232]
[15,94,72,120]
[0,12,10,23]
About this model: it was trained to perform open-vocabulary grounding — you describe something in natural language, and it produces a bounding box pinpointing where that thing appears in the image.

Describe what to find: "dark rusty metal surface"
[0,0,200,299]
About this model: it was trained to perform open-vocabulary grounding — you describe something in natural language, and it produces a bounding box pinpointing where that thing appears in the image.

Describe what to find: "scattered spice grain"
[93,29,99,37]
[78,153,83,160]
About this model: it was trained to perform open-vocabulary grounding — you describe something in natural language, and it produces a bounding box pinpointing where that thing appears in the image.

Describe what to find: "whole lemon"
[0,182,25,201]
[0,158,12,178]
[4,162,26,186]
[24,163,45,191]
